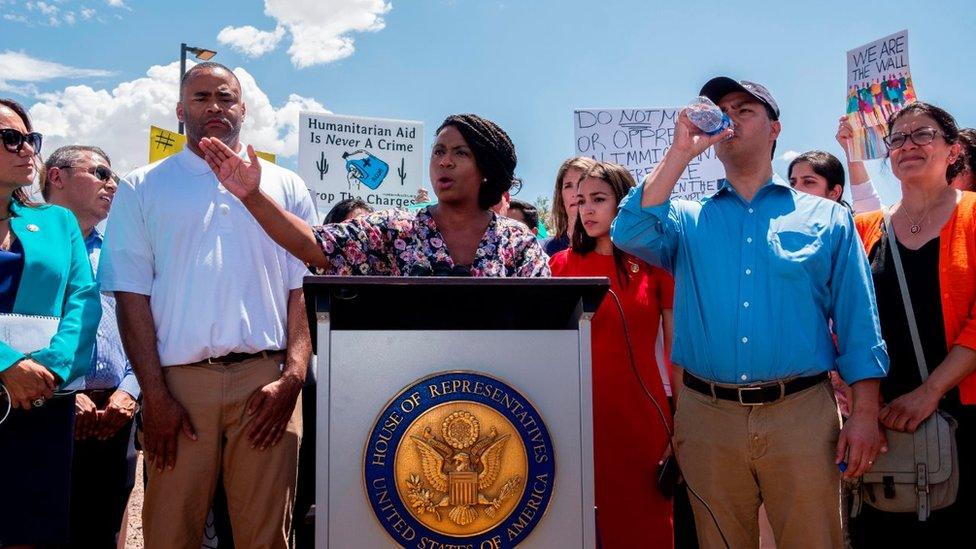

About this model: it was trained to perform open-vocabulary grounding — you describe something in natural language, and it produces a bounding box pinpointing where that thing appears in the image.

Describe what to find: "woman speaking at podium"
[550,161,675,548]
[200,113,549,277]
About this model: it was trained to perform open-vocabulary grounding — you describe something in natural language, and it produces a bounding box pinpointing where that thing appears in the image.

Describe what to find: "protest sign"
[300,112,424,220]
[148,125,276,164]
[573,108,725,201]
[845,29,916,160]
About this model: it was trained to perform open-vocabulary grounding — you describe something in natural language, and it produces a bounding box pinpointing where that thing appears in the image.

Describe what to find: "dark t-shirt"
[869,235,958,412]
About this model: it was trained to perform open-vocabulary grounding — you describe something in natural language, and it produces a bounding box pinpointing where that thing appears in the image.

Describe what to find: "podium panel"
[307,277,607,548]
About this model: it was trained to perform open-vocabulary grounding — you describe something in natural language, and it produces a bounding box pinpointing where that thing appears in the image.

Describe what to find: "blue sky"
[2,0,974,205]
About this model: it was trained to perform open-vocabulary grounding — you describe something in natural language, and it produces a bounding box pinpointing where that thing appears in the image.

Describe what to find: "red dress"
[550,249,675,548]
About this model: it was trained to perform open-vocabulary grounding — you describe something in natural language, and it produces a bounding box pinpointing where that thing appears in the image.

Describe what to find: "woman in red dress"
[549,161,675,548]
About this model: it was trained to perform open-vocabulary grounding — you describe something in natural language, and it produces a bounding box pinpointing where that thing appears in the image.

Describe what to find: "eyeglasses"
[58,164,118,183]
[0,128,43,155]
[884,127,944,150]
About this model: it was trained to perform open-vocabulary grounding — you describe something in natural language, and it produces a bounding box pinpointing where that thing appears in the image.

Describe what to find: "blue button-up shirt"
[86,229,140,398]
[611,175,888,385]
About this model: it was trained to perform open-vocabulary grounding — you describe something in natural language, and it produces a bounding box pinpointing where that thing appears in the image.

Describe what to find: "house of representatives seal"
[364,371,556,548]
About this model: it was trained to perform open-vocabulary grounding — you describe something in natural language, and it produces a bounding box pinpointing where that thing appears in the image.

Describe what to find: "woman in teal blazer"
[0,200,101,386]
[0,98,101,547]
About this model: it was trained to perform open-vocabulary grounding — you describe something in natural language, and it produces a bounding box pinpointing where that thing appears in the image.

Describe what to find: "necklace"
[899,201,932,235]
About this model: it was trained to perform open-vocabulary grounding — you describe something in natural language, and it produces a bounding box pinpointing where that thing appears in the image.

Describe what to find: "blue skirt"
[0,395,75,546]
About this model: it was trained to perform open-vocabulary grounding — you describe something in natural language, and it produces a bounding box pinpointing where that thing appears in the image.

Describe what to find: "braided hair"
[436,114,517,210]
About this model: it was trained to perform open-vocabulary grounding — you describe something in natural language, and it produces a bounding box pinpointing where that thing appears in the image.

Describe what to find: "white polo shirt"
[99,147,316,367]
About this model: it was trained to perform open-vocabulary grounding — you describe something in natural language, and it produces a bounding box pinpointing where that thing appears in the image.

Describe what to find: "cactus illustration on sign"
[316,152,329,180]
[343,149,390,191]
[397,157,407,185]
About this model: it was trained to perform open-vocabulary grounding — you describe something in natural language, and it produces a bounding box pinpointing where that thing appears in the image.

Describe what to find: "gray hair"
[41,145,111,200]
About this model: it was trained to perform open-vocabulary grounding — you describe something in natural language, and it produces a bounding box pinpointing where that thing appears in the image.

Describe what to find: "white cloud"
[105,0,126,7]
[32,1,59,15]
[28,62,328,173]
[217,25,286,58]
[779,150,801,163]
[7,2,116,26]
[216,0,392,68]
[0,50,113,95]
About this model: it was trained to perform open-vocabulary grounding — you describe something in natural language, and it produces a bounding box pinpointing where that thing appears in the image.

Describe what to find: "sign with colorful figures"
[300,112,424,220]
[573,108,726,202]
[845,29,916,161]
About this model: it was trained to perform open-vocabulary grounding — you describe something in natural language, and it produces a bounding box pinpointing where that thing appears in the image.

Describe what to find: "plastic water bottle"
[686,96,733,135]
[342,150,390,190]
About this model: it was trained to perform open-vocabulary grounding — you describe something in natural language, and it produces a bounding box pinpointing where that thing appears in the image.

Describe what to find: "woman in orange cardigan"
[849,102,976,546]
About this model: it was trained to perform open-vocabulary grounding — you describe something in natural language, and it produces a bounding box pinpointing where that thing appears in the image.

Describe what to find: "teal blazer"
[0,200,101,387]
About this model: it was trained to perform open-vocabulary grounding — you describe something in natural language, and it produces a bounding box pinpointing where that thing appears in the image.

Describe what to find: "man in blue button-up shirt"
[44,145,138,548]
[612,77,888,548]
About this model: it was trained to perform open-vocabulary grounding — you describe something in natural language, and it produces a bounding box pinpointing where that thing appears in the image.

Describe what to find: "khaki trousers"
[674,379,843,549]
[143,354,302,549]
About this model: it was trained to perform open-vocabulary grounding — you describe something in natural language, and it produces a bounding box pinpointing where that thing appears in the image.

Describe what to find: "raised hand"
[199,137,262,200]
[672,109,734,161]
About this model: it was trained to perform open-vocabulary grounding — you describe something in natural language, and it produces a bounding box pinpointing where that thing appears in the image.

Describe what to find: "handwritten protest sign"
[573,108,725,201]
[845,29,916,160]
[299,112,424,220]
[148,125,276,164]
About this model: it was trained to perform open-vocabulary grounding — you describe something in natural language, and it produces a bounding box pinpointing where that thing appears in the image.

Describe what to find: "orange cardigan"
[855,191,976,404]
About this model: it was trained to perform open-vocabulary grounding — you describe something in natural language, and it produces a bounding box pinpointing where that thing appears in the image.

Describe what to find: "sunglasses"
[884,127,944,150]
[59,164,118,183]
[0,128,43,155]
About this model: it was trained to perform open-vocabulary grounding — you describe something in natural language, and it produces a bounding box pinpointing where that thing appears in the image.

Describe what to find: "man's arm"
[837,379,881,479]
[115,292,196,471]
[641,111,731,208]
[827,210,889,478]
[611,112,730,271]
[245,288,311,450]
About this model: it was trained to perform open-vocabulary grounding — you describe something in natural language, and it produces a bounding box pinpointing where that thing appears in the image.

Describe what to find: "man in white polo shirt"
[99,62,315,549]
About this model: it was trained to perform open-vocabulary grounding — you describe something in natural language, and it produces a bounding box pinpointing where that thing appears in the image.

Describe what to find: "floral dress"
[311,207,550,277]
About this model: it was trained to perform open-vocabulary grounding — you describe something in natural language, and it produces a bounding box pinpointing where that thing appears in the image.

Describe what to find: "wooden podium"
[304,277,608,548]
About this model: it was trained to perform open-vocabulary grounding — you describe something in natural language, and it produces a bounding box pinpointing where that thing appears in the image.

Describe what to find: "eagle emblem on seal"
[405,410,523,526]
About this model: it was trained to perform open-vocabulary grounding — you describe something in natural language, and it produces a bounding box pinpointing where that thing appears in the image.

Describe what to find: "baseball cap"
[700,77,780,120]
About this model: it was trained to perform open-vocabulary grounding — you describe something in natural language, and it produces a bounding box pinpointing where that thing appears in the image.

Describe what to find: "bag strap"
[882,207,929,381]
[882,208,933,520]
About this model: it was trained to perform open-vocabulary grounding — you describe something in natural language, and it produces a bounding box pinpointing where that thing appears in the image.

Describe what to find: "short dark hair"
[887,102,963,181]
[180,62,241,98]
[436,114,517,210]
[788,150,845,195]
[507,199,538,229]
[0,97,39,207]
[323,197,373,224]
[41,145,111,200]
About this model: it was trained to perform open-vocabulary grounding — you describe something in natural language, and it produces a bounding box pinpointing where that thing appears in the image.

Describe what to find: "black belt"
[206,350,279,364]
[683,371,829,405]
